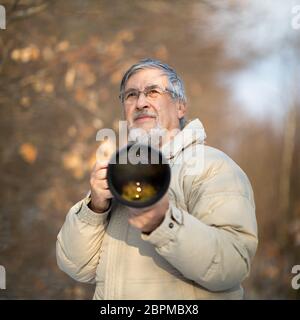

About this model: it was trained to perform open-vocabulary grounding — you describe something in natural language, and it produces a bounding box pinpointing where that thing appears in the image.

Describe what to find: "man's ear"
[177,101,187,119]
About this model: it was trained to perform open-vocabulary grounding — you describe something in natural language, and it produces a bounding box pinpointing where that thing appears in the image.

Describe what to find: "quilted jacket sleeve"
[142,146,258,292]
[56,196,110,283]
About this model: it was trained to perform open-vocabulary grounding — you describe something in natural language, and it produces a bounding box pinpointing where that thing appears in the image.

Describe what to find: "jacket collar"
[161,118,207,160]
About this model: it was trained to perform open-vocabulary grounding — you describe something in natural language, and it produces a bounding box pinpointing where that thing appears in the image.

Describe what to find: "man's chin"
[132,120,157,132]
[128,121,167,146]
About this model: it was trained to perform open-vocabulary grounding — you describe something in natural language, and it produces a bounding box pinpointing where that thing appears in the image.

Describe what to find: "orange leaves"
[75,62,96,87]
[98,87,109,102]
[42,46,55,61]
[105,30,135,61]
[11,41,69,63]
[11,45,40,63]
[110,69,123,84]
[63,152,82,170]
[65,140,116,177]
[115,30,135,43]
[20,96,31,108]
[67,125,78,138]
[62,151,84,179]
[62,143,98,179]
[56,40,70,52]
[95,139,116,163]
[74,87,87,104]
[64,68,76,90]
[19,143,38,164]
[74,88,98,112]
[154,45,169,61]
[88,153,97,171]
[65,63,97,91]
[32,80,54,94]
[105,41,124,60]
[93,118,104,129]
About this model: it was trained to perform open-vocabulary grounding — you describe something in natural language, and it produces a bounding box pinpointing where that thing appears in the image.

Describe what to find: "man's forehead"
[124,68,168,90]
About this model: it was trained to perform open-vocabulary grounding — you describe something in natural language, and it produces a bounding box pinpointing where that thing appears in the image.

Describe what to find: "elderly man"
[56,58,258,299]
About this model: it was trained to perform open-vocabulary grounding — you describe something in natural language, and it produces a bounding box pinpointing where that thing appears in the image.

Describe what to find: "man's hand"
[89,161,113,214]
[127,193,170,234]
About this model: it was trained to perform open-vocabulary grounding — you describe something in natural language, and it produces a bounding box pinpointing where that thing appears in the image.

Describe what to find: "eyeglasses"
[119,85,175,105]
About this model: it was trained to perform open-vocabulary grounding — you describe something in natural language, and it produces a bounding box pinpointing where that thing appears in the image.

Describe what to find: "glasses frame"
[119,84,176,105]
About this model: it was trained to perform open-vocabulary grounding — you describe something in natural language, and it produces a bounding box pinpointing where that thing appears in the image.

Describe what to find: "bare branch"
[8,1,49,21]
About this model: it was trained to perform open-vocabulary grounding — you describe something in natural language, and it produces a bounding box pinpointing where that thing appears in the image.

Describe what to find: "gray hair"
[119,58,187,129]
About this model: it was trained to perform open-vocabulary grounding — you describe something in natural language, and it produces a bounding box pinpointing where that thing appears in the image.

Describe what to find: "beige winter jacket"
[56,119,258,299]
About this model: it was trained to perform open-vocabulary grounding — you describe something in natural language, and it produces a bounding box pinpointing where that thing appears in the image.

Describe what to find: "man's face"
[123,68,186,133]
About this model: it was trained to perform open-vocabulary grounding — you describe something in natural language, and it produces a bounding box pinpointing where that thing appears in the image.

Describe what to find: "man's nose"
[136,92,149,110]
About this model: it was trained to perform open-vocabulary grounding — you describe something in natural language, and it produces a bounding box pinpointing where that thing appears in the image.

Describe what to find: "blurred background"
[0,0,299,299]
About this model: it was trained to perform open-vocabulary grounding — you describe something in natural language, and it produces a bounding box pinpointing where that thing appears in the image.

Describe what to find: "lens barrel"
[107,143,171,208]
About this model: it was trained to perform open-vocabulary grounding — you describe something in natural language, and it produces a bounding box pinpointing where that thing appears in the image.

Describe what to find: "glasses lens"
[124,90,138,103]
[145,87,161,99]
[122,86,169,104]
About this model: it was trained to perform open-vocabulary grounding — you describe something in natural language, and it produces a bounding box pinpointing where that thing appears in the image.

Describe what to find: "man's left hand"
[127,193,169,234]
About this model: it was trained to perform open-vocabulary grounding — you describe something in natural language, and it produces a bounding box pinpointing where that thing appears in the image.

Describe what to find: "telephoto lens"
[107,143,171,208]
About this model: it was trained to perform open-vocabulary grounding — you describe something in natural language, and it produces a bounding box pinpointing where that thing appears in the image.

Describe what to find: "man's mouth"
[134,115,156,122]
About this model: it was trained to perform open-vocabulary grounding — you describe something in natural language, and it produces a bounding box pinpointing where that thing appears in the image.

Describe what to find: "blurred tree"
[0,0,299,299]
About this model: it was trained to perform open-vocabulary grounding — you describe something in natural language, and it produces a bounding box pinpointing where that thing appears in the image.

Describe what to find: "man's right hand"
[89,161,113,213]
